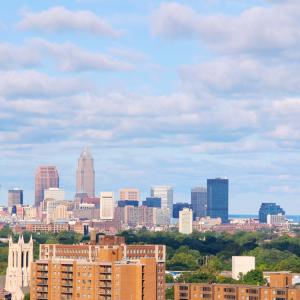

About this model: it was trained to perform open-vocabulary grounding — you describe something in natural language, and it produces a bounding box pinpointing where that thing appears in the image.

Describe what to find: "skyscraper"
[8,188,23,208]
[172,202,191,219]
[151,186,173,217]
[191,187,207,220]
[258,203,285,223]
[76,148,95,197]
[119,188,140,201]
[35,166,59,207]
[142,197,161,208]
[100,192,114,220]
[207,178,229,224]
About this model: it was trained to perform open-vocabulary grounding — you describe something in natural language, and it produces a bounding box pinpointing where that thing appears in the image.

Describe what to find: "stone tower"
[76,148,95,197]
[5,235,33,300]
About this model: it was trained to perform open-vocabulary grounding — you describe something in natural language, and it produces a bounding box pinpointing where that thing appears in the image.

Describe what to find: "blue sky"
[1,0,300,214]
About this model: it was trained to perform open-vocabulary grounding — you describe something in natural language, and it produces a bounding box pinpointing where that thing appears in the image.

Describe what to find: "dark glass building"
[258,203,285,223]
[117,200,139,207]
[142,197,161,208]
[207,178,229,223]
[8,189,23,207]
[191,187,207,220]
[173,202,191,219]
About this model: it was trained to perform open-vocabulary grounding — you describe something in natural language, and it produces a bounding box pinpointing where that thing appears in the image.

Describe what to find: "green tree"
[165,273,174,283]
[0,226,12,238]
[165,287,174,300]
[176,271,216,283]
[241,270,266,286]
[57,231,82,244]
[168,252,200,270]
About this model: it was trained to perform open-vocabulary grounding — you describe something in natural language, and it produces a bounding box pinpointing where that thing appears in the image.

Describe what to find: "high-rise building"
[259,203,285,223]
[179,208,193,234]
[31,236,166,300]
[143,197,161,208]
[76,148,95,197]
[207,178,229,224]
[191,187,207,220]
[119,188,140,201]
[44,187,65,201]
[151,186,173,217]
[8,189,23,208]
[100,192,114,220]
[118,200,139,207]
[5,235,33,300]
[173,202,191,219]
[35,166,59,207]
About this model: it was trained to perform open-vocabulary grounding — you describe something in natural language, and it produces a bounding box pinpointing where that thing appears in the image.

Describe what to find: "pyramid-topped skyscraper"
[76,148,95,197]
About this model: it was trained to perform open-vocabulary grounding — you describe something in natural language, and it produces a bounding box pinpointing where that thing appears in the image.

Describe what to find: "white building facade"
[100,192,115,220]
[232,256,256,280]
[179,208,193,234]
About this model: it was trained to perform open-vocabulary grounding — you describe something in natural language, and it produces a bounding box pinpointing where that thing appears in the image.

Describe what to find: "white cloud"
[152,2,300,53]
[0,71,92,98]
[0,43,41,69]
[269,185,299,193]
[18,6,121,37]
[180,56,300,96]
[32,39,133,72]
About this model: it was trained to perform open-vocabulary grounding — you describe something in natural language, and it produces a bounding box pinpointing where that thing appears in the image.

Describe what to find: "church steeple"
[5,235,33,299]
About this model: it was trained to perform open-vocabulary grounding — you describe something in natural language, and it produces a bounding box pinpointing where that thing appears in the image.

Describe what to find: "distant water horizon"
[230,214,300,222]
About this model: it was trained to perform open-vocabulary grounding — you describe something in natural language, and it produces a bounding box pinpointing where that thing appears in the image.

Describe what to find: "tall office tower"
[76,148,95,197]
[142,197,161,208]
[31,236,166,300]
[8,188,23,208]
[100,192,114,220]
[179,208,193,234]
[258,203,285,223]
[118,200,139,207]
[172,202,191,219]
[151,186,173,217]
[191,187,207,220]
[119,188,140,201]
[44,187,65,201]
[207,178,229,224]
[5,235,33,299]
[35,166,59,207]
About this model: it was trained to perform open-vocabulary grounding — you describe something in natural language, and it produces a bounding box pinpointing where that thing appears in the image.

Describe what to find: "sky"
[1,0,300,214]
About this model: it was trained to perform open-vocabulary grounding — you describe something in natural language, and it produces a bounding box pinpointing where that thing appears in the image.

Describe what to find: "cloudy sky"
[1,0,300,214]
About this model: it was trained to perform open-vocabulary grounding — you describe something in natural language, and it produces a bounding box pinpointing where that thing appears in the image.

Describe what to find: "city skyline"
[1,1,300,214]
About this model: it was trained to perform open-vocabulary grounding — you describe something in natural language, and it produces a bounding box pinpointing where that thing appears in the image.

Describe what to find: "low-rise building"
[174,272,300,300]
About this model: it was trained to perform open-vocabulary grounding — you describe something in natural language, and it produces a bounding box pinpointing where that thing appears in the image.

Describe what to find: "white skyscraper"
[151,186,173,217]
[179,208,193,234]
[100,192,114,220]
[76,148,95,197]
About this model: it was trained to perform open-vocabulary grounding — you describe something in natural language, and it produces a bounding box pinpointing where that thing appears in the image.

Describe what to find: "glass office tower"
[207,178,229,223]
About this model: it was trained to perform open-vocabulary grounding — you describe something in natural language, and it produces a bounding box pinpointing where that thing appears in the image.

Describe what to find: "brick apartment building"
[30,235,166,300]
[174,272,300,300]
